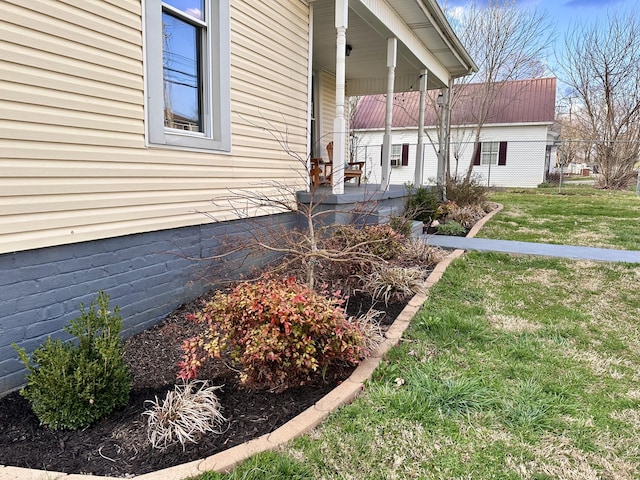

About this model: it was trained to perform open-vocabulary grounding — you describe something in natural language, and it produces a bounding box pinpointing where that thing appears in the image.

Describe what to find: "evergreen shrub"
[13,292,131,430]
[404,185,440,223]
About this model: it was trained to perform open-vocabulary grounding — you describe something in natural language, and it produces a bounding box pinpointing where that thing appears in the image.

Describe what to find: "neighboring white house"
[352,77,558,188]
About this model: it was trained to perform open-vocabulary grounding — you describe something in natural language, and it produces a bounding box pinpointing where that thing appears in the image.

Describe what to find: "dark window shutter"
[498,141,507,165]
[380,145,383,165]
[473,142,481,165]
[401,144,409,166]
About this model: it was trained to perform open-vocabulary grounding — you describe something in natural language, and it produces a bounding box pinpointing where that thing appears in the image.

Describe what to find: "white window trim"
[481,141,499,165]
[143,0,231,152]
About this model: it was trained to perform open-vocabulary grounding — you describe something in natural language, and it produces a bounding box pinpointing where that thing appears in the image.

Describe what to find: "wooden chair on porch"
[309,157,332,187]
[325,142,365,186]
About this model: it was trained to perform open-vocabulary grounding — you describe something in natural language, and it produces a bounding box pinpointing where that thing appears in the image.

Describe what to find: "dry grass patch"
[610,408,640,428]
[571,229,616,248]
[477,274,501,292]
[557,263,640,355]
[521,268,562,288]
[500,208,526,218]
[487,314,541,333]
[456,417,515,444]
[301,419,450,480]
[508,434,638,480]
[564,349,634,380]
[625,390,640,400]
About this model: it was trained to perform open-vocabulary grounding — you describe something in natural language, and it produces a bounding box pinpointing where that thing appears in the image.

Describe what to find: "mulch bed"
[0,287,408,477]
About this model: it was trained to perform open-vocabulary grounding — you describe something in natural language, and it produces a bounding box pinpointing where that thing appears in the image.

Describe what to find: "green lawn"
[479,188,640,250]
[197,188,640,480]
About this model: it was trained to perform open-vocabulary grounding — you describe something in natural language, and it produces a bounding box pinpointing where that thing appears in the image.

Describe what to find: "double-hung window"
[383,144,410,166]
[144,0,231,151]
[390,144,402,166]
[473,141,507,166]
[481,141,500,165]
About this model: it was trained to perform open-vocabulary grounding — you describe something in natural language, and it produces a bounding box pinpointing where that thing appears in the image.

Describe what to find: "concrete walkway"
[424,235,640,264]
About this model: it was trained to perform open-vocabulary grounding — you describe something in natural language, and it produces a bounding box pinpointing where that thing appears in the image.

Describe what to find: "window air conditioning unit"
[390,158,400,167]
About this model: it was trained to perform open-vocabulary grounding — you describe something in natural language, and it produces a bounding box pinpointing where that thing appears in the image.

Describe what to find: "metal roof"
[353,77,557,128]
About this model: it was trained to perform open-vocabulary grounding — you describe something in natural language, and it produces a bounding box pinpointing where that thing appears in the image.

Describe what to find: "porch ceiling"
[312,0,476,95]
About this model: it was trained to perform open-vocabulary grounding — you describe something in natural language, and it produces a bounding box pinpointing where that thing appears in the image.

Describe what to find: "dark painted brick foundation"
[0,213,297,396]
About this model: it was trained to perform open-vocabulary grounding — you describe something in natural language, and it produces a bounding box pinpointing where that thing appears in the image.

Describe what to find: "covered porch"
[307,0,476,195]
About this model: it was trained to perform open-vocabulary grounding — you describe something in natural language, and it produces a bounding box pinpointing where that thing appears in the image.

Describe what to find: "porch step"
[410,220,423,239]
[376,206,395,224]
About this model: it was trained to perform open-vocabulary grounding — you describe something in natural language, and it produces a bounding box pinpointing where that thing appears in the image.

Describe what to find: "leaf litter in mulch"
[0,283,413,477]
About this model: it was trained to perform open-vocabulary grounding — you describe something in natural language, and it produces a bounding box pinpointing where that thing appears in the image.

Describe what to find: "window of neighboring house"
[144,0,231,151]
[474,141,508,166]
[383,144,409,166]
[481,141,500,165]
[391,144,402,165]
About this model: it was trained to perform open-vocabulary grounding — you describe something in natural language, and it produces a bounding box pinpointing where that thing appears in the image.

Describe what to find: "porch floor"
[296,183,407,205]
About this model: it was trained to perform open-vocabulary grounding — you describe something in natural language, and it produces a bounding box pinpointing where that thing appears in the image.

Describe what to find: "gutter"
[418,0,478,77]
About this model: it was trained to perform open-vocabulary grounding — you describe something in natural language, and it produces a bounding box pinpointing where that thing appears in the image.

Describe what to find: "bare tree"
[556,10,640,189]
[443,0,554,183]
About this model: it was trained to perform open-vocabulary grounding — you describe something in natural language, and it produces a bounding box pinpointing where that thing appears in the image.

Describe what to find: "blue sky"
[444,0,630,25]
[526,0,630,39]
[442,0,637,94]
[444,0,634,47]
[444,1,635,59]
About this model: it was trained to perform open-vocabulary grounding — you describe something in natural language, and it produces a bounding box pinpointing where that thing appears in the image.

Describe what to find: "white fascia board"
[355,0,450,85]
[354,122,553,133]
[479,122,554,128]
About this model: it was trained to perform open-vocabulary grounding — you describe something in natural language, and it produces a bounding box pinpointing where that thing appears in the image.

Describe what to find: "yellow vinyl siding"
[229,0,309,176]
[0,0,311,254]
[0,101,143,135]
[1,6,141,64]
[319,71,337,158]
[0,80,141,120]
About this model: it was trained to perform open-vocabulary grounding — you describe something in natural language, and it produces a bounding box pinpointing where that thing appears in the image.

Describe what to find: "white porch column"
[332,0,348,194]
[380,37,397,191]
[306,3,315,191]
[414,69,427,186]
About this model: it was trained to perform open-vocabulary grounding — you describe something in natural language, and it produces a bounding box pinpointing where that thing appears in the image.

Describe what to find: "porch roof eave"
[312,0,477,96]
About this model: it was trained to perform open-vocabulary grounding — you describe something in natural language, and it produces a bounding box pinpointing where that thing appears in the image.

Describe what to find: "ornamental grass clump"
[438,202,487,229]
[349,309,385,354]
[13,291,131,430]
[359,265,426,306]
[143,381,226,450]
[401,239,446,265]
[178,275,367,392]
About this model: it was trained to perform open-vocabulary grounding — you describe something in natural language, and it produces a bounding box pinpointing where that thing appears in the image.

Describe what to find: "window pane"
[164,0,203,20]
[481,142,499,165]
[162,12,202,132]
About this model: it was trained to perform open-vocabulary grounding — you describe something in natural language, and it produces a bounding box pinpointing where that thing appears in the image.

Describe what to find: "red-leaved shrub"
[178,276,367,392]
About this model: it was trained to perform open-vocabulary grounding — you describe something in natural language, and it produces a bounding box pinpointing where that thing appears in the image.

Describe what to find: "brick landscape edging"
[0,205,502,480]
